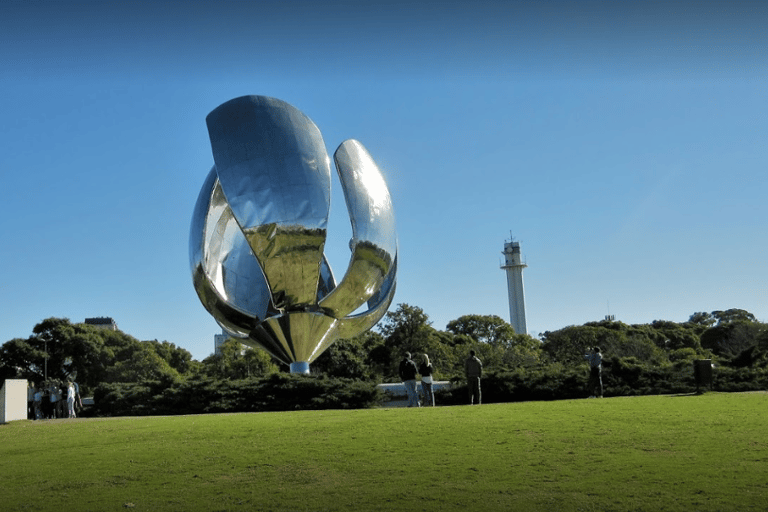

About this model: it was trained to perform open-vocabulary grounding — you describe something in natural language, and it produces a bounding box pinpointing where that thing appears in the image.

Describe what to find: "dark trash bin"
[694,359,713,393]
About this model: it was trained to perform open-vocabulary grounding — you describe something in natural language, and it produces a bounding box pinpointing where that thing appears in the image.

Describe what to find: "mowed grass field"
[1,392,766,512]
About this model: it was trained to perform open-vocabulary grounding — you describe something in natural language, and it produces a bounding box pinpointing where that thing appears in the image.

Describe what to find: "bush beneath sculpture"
[86,356,768,417]
[92,374,382,416]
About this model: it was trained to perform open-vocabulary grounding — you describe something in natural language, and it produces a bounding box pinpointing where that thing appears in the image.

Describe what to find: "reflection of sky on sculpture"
[357,163,390,215]
[1,1,767,361]
[335,140,396,253]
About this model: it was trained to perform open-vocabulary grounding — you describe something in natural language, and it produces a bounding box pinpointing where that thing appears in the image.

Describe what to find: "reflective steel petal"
[319,140,397,318]
[206,96,331,310]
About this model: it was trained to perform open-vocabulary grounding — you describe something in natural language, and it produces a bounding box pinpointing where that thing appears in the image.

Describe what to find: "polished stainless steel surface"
[190,95,397,372]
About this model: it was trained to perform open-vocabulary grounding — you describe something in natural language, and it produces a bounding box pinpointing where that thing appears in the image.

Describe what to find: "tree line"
[1,306,766,415]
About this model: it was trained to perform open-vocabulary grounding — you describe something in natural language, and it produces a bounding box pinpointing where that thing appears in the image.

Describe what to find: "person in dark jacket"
[465,350,483,405]
[584,346,603,398]
[398,352,421,407]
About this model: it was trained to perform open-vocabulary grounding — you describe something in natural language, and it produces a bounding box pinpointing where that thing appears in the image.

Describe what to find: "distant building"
[214,330,229,355]
[84,317,118,331]
[214,330,251,356]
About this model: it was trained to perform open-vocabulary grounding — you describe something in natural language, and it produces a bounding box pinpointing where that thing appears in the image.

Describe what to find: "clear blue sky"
[2,1,766,361]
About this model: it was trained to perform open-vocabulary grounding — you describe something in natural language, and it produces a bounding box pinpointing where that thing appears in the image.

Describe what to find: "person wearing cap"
[398,352,421,407]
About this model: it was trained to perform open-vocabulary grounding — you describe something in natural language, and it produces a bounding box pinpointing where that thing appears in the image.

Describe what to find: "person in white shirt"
[66,382,77,418]
[419,354,435,406]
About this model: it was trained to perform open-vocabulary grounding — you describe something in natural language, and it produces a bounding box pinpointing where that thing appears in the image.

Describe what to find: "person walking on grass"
[465,350,483,405]
[398,352,421,407]
[584,346,603,398]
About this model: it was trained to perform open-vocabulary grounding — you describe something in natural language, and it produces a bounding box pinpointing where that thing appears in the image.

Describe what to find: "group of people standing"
[398,352,435,407]
[398,350,484,407]
[28,380,82,420]
[397,347,602,407]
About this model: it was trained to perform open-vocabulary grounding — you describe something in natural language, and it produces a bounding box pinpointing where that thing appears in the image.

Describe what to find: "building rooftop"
[84,317,118,330]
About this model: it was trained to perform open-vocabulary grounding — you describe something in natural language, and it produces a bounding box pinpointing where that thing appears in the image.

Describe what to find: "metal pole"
[44,340,48,381]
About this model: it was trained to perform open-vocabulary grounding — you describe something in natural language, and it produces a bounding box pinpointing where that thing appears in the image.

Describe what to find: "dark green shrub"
[93,382,157,416]
[602,357,696,396]
[713,365,768,392]
[437,365,585,405]
[93,374,382,416]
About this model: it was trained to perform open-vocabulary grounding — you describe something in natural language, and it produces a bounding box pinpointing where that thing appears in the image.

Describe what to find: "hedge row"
[91,358,768,416]
[438,358,768,406]
[92,373,382,416]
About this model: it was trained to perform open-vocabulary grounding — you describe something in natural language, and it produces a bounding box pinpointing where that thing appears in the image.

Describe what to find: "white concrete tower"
[501,240,528,335]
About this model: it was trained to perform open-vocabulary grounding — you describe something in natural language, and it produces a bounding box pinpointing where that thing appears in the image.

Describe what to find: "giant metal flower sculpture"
[190,96,397,373]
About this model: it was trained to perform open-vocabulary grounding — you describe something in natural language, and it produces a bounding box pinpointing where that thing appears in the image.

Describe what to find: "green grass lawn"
[1,392,766,511]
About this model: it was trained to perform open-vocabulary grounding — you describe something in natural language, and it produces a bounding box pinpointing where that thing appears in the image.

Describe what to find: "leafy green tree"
[145,339,194,375]
[502,334,545,368]
[688,312,716,327]
[312,334,375,379]
[446,314,516,347]
[0,318,199,394]
[0,337,43,382]
[701,321,767,358]
[541,325,601,364]
[3,318,113,393]
[201,338,278,379]
[357,330,390,378]
[93,328,181,386]
[99,328,142,361]
[427,330,464,379]
[374,303,447,381]
[445,314,544,372]
[542,322,664,366]
[377,304,430,356]
[463,341,502,374]
[699,309,764,358]
[712,309,757,326]
[650,320,702,352]
[104,343,180,383]
[378,303,432,343]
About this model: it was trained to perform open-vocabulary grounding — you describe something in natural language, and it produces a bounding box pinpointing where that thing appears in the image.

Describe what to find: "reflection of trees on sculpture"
[190,96,397,373]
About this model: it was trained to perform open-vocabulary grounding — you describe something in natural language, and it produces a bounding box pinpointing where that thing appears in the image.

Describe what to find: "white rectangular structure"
[1,379,28,423]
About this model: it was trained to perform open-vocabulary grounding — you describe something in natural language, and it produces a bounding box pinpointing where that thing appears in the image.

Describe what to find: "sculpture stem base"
[290,361,310,374]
